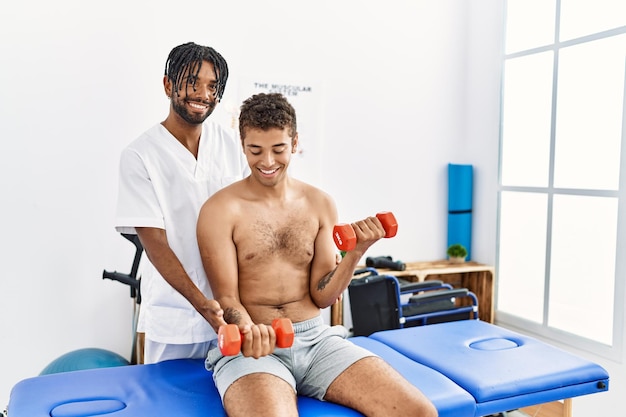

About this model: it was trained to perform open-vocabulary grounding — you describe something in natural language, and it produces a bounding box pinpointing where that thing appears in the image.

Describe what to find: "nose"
[261,151,275,167]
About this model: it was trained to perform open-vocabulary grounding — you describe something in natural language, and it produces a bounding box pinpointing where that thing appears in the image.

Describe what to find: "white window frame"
[496,1,626,361]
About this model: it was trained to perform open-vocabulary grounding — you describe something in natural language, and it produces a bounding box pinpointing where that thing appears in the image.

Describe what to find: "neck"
[246,175,293,201]
[161,115,203,158]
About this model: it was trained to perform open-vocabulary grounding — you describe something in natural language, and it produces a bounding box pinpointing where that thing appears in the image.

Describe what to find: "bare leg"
[325,357,438,417]
[223,373,298,417]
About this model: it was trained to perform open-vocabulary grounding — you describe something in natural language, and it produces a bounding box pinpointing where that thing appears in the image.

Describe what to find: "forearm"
[136,228,217,320]
[313,250,364,308]
[150,248,214,311]
[313,214,389,307]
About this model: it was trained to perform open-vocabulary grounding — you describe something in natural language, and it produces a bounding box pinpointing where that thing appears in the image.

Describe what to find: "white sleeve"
[114,147,165,234]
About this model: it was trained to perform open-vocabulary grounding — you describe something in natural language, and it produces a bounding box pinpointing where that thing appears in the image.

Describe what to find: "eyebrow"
[246,143,288,149]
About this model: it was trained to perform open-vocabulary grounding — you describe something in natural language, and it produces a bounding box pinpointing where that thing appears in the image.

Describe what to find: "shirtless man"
[197,93,437,417]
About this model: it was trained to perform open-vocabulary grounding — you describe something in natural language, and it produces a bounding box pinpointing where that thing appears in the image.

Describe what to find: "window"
[497,0,626,359]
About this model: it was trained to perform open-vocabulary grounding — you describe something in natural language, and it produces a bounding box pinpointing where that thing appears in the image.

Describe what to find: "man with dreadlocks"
[197,93,438,417]
[115,42,249,364]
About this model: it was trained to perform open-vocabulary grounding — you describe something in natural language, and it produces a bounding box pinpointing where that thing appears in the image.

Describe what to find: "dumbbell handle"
[333,212,398,252]
[218,317,294,356]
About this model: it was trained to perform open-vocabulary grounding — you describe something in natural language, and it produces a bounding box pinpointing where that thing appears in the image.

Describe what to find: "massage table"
[7,320,609,417]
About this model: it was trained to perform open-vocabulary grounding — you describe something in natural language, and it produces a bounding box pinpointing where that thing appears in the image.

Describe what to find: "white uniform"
[115,121,248,346]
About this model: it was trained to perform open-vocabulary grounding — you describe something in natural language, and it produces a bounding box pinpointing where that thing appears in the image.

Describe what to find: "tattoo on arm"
[223,307,242,325]
[317,268,336,291]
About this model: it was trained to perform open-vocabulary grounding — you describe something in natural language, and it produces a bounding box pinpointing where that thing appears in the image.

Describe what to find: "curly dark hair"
[239,93,297,140]
[164,42,229,100]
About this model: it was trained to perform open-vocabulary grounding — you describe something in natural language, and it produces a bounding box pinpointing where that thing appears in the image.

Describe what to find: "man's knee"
[224,373,297,417]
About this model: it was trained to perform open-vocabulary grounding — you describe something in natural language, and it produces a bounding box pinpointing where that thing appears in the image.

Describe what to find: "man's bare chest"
[235,212,319,263]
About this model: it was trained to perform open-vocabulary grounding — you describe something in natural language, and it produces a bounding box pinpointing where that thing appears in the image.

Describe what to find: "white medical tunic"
[115,121,249,344]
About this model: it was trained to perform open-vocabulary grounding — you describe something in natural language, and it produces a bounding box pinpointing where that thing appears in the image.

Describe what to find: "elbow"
[311,293,335,310]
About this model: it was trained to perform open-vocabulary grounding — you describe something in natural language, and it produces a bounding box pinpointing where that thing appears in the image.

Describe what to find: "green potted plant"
[447,243,467,263]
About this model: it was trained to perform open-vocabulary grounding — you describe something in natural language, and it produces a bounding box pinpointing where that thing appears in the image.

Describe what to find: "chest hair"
[243,216,316,263]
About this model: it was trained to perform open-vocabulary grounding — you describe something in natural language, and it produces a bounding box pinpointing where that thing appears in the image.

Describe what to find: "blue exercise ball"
[40,348,129,375]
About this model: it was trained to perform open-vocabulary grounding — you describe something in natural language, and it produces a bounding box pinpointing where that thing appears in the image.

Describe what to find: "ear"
[163,75,173,98]
[291,133,299,154]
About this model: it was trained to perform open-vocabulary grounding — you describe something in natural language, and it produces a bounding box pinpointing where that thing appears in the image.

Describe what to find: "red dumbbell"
[333,211,398,252]
[218,317,295,356]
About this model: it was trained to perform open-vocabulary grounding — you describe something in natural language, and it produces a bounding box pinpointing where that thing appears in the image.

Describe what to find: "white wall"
[1,1,619,415]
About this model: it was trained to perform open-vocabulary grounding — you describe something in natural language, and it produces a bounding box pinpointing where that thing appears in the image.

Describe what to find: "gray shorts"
[205,315,376,400]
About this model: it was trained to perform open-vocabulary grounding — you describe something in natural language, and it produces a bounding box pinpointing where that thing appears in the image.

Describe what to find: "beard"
[171,96,217,125]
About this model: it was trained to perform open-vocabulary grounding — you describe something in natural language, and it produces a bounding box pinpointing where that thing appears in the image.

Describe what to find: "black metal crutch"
[102,233,143,365]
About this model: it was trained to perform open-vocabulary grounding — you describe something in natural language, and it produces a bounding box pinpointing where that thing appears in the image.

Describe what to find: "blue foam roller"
[448,164,473,212]
[448,212,472,261]
[40,348,129,375]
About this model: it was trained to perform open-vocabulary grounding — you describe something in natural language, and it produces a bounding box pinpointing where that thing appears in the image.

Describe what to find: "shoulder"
[120,124,167,162]
[198,180,248,232]
[297,180,337,212]
[200,121,246,171]
[124,124,165,151]
[202,120,240,146]
[298,179,332,199]
[298,183,338,232]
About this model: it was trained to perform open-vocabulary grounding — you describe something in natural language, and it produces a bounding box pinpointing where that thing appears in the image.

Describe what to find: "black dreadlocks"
[164,42,229,100]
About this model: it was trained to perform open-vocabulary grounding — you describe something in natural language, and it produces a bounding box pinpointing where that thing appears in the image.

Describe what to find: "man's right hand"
[199,299,227,333]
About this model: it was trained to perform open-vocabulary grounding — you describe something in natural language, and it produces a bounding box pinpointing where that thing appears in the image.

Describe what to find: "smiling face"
[165,60,219,125]
[243,127,298,187]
